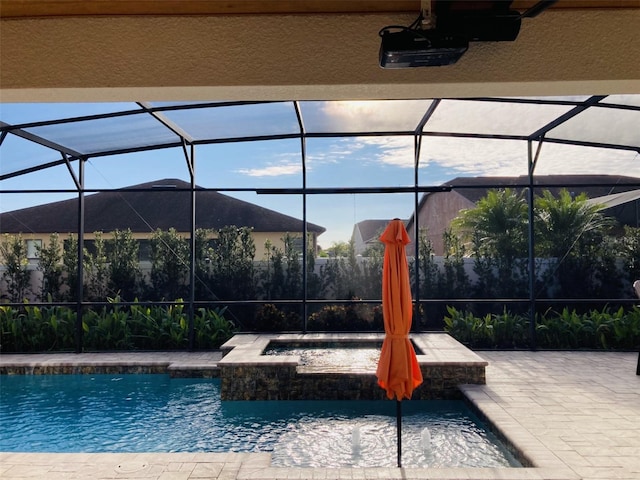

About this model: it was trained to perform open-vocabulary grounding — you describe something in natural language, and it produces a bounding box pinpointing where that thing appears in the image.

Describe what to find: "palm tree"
[534,189,612,259]
[534,189,616,298]
[452,188,529,297]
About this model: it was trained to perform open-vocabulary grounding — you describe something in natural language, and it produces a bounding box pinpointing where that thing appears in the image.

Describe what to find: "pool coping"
[0,351,222,377]
[219,331,489,368]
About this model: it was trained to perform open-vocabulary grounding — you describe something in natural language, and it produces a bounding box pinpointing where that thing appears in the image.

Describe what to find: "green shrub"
[307,301,382,331]
[445,305,640,350]
[255,303,301,331]
[194,306,236,348]
[0,234,31,302]
[0,300,77,352]
[0,298,235,352]
[443,306,529,349]
[83,299,134,351]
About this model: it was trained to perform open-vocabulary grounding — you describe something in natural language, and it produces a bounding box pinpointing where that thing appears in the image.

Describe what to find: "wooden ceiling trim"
[1,0,638,18]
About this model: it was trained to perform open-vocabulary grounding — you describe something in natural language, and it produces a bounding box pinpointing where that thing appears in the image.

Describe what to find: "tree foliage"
[84,232,108,301]
[534,189,617,298]
[150,228,189,300]
[534,190,613,258]
[452,188,529,297]
[0,234,31,302]
[36,233,63,301]
[107,229,141,300]
[209,226,256,300]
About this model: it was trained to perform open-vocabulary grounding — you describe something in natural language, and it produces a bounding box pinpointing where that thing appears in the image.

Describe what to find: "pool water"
[0,374,521,468]
[264,346,382,370]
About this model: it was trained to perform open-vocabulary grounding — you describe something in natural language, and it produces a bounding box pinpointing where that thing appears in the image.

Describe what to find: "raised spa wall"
[218,333,487,401]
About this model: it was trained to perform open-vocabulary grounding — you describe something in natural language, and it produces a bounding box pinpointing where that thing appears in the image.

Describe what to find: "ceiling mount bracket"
[420,0,435,29]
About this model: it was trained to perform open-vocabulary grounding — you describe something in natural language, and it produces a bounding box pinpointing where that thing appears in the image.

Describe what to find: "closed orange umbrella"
[376,218,423,467]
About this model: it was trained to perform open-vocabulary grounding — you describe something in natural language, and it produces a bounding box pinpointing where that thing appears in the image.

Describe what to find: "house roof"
[586,189,640,209]
[444,174,640,204]
[352,219,399,244]
[0,178,325,235]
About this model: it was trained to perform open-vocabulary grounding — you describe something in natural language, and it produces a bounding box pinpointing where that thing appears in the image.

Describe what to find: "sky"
[1,98,639,249]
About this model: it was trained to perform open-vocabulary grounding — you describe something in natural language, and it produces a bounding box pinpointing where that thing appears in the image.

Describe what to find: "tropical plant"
[453,188,529,261]
[156,300,189,349]
[442,306,512,349]
[0,296,237,352]
[444,305,640,350]
[1,305,24,350]
[535,190,617,298]
[620,226,640,287]
[83,296,134,350]
[194,305,236,348]
[534,190,612,258]
[452,188,529,297]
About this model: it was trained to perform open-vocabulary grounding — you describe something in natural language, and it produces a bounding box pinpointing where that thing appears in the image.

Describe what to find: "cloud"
[236,163,301,177]
[362,137,415,168]
[420,137,528,176]
[316,99,639,179]
[306,138,366,166]
[331,133,640,180]
[318,100,434,132]
[534,143,639,176]
[423,99,574,136]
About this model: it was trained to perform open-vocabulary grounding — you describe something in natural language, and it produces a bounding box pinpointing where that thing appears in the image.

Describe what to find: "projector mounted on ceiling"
[379,28,469,68]
[379,0,558,68]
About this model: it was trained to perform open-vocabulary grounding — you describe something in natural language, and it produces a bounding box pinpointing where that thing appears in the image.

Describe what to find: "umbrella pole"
[396,400,402,467]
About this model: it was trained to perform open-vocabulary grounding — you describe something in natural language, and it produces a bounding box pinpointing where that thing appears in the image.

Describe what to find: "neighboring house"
[351,219,393,255]
[586,189,640,230]
[0,178,325,261]
[406,174,640,255]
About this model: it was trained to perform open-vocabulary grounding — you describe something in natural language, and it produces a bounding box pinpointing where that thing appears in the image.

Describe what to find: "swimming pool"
[0,374,521,468]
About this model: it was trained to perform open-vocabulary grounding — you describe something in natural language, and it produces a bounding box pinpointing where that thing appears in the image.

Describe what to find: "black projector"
[379,29,468,68]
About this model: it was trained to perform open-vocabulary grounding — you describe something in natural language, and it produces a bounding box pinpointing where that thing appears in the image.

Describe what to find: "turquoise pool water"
[0,374,521,468]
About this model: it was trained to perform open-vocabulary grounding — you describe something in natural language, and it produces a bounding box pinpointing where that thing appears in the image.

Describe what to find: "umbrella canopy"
[376,219,423,400]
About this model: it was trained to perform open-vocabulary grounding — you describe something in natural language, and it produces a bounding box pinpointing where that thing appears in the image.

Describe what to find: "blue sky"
[1,99,639,248]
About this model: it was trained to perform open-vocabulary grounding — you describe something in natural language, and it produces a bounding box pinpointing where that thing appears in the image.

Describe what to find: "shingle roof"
[0,179,325,235]
[444,174,640,204]
[353,219,393,244]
